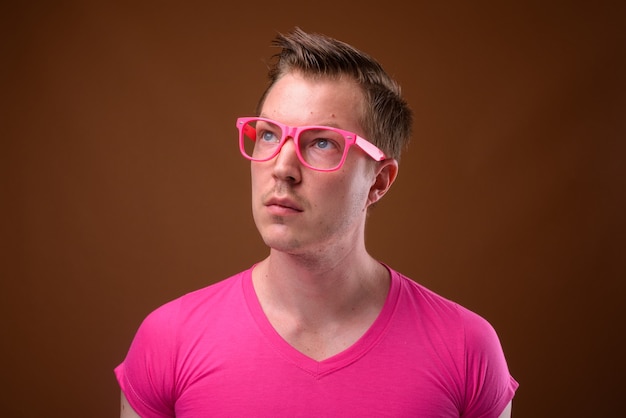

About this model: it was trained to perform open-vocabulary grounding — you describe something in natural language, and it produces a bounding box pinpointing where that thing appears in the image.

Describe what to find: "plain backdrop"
[1,1,624,417]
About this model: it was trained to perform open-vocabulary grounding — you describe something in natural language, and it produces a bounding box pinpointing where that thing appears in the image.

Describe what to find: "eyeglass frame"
[236,117,387,172]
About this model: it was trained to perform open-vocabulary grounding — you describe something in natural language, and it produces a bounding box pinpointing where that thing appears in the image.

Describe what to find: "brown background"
[1,1,624,417]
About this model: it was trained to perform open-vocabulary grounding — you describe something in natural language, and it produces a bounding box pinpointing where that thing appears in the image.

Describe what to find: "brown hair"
[256,28,413,161]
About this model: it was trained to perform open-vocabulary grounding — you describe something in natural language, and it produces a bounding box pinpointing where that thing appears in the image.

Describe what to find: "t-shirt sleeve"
[459,307,519,418]
[115,302,181,418]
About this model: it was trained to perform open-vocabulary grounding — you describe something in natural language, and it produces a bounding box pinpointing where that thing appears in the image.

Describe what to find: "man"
[116,28,518,417]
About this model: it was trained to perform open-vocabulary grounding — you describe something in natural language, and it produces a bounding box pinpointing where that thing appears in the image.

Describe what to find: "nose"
[272,137,302,183]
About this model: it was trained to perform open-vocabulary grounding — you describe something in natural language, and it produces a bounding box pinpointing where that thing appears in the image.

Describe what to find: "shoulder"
[390,269,518,416]
[137,269,250,337]
[392,269,489,321]
[392,269,465,322]
[116,268,254,416]
[390,268,504,354]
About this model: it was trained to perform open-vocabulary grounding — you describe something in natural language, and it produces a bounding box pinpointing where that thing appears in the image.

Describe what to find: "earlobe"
[368,159,399,206]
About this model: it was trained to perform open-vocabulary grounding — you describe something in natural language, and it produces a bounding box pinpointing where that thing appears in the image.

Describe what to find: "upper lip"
[265,196,304,212]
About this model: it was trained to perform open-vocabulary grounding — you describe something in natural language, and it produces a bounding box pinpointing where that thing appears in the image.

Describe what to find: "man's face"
[250,72,378,257]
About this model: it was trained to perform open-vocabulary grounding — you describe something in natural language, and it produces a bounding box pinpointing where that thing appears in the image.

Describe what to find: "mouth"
[264,196,304,213]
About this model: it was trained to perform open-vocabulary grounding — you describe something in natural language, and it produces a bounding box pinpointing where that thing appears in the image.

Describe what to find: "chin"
[261,233,302,253]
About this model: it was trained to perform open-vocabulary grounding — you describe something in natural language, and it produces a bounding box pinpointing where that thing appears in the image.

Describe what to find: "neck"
[252,246,389,327]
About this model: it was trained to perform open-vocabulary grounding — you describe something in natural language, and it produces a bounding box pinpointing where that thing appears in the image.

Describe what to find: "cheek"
[327,176,371,214]
[250,165,266,191]
[342,164,375,199]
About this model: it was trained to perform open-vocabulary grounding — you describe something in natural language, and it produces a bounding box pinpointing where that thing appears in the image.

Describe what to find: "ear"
[367,159,399,207]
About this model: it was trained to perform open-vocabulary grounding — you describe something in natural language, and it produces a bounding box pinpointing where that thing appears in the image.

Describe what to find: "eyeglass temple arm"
[355,137,387,161]
[243,124,257,141]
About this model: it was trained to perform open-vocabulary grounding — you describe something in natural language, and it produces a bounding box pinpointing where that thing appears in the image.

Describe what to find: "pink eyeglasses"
[236,117,387,172]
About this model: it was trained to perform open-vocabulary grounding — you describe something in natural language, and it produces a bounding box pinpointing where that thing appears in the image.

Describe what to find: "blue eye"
[315,139,330,149]
[260,130,279,143]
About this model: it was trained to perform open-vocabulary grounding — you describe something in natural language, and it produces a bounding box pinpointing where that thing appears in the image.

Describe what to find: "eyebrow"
[258,116,345,130]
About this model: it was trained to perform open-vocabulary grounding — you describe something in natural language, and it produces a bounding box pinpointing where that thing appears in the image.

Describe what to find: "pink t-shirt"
[116,266,517,417]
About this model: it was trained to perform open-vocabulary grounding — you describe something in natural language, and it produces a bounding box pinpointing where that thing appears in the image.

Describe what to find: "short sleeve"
[115,302,181,418]
[459,308,519,417]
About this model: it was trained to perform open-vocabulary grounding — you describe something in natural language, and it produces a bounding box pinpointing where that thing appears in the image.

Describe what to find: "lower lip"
[266,204,302,216]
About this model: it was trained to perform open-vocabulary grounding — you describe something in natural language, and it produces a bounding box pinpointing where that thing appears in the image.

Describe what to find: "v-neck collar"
[242,265,400,378]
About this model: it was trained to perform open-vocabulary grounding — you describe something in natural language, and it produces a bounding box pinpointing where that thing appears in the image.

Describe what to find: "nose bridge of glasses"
[276,125,301,156]
[274,125,305,168]
[283,125,299,142]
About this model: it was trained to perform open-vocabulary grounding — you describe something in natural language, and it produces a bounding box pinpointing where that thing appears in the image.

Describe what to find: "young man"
[116,28,518,417]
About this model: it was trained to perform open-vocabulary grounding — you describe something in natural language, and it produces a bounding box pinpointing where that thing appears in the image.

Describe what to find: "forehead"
[260,72,365,128]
